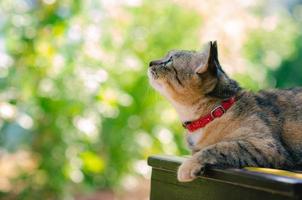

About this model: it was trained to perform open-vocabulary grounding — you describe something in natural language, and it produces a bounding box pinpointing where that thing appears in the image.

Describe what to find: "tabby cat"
[148,41,302,182]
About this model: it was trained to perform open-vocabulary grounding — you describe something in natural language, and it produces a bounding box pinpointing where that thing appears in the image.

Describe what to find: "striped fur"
[148,41,302,182]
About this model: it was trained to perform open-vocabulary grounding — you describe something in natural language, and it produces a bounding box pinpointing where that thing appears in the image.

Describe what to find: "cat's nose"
[149,60,162,67]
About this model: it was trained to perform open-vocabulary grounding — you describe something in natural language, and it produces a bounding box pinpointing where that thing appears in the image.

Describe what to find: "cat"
[148,41,302,182]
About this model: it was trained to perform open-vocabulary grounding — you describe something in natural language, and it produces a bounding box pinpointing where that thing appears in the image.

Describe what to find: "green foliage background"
[0,0,302,199]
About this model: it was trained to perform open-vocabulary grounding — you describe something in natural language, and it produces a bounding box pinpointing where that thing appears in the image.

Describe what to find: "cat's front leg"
[177,150,215,182]
[177,141,241,182]
[177,139,288,182]
[177,156,205,182]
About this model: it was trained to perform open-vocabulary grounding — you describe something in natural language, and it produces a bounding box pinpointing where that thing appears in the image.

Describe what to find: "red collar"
[183,97,236,132]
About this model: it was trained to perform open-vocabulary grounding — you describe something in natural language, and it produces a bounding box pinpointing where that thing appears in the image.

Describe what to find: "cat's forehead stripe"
[172,50,196,56]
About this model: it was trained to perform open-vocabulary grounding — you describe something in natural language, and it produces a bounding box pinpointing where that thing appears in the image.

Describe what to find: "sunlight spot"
[0,52,13,68]
[68,24,82,42]
[85,25,101,42]
[38,78,56,96]
[77,68,108,93]
[97,104,120,118]
[12,15,31,27]
[97,69,108,83]
[160,108,177,124]
[239,0,256,7]
[118,93,133,107]
[73,117,98,139]
[121,175,138,191]
[101,89,118,104]
[122,0,142,7]
[70,169,83,183]
[43,0,56,5]
[156,128,173,144]
[16,113,33,129]
[0,52,13,78]
[133,160,150,177]
[70,156,83,169]
[154,127,177,154]
[135,131,152,148]
[0,102,16,120]
[51,54,65,75]
[223,20,243,38]
[124,55,141,71]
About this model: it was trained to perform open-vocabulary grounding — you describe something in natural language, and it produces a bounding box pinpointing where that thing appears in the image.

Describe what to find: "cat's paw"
[177,158,204,182]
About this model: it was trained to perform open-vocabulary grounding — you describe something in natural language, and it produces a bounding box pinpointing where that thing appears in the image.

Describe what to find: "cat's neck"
[170,98,219,123]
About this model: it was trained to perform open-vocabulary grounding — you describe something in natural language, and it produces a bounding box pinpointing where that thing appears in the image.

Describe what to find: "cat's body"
[148,41,302,182]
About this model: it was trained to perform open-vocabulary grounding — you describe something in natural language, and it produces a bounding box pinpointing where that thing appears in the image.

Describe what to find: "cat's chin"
[149,78,163,92]
[148,70,162,90]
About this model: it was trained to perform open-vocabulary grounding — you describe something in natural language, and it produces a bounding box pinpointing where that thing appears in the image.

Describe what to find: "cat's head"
[148,41,240,106]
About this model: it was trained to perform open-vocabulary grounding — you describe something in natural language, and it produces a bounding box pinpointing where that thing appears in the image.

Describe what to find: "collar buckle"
[183,97,236,133]
[210,105,226,119]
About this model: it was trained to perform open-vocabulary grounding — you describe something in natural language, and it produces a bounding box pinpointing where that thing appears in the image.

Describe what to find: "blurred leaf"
[81,151,105,174]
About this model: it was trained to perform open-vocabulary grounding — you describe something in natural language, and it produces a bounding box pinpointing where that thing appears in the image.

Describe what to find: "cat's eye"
[164,57,173,67]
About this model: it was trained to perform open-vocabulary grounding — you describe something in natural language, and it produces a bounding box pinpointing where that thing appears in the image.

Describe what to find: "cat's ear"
[195,41,220,75]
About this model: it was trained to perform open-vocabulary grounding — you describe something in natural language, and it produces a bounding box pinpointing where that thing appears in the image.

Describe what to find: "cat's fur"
[148,41,302,182]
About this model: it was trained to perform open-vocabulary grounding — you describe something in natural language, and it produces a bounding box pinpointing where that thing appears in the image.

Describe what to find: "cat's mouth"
[148,69,163,90]
[148,66,159,79]
[148,65,166,92]
[148,58,170,80]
